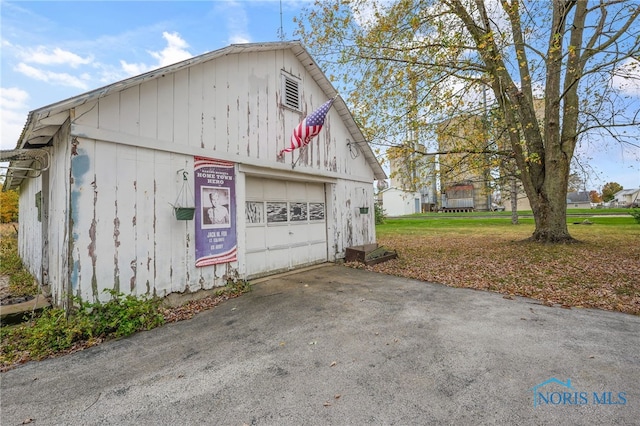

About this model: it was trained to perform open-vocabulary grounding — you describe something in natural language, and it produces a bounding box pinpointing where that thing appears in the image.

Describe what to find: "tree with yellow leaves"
[297,0,640,242]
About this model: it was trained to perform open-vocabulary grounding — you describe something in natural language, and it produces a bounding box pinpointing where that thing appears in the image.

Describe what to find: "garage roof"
[3,41,386,191]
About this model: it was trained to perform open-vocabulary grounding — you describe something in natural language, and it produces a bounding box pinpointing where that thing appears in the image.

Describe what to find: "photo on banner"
[194,156,237,267]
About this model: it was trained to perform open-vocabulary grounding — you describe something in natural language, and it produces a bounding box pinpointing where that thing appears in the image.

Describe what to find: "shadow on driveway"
[2,264,638,425]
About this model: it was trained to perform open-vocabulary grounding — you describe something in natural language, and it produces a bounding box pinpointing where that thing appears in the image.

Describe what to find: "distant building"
[380,187,421,216]
[387,145,438,212]
[566,191,591,209]
[437,115,491,211]
[613,188,640,207]
[501,189,532,212]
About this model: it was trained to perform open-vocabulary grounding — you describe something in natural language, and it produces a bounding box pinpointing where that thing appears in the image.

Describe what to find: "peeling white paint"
[15,44,383,307]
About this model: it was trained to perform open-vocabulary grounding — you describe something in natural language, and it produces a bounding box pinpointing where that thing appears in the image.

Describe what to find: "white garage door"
[245,177,327,277]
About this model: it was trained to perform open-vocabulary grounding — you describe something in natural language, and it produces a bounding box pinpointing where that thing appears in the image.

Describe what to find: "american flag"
[279,98,335,157]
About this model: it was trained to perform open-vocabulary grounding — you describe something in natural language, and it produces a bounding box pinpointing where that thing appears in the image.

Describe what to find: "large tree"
[297,0,640,242]
[602,181,623,201]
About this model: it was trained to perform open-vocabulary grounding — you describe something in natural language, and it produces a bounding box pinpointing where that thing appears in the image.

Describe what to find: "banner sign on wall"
[194,156,237,267]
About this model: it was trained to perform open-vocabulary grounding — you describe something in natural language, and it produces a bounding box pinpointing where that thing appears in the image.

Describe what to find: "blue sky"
[1,0,638,190]
[1,0,302,146]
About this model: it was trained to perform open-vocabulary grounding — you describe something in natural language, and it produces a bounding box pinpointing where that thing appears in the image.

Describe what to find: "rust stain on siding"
[130,178,137,292]
[345,198,353,247]
[113,217,121,248]
[132,180,137,226]
[130,260,136,292]
[113,199,121,294]
[153,180,157,281]
[246,103,251,157]
[88,177,98,300]
[201,112,205,148]
[255,95,260,158]
[185,233,191,282]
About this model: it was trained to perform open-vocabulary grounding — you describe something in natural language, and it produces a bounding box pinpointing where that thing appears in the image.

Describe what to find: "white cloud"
[0,87,29,110]
[96,64,129,84]
[14,63,89,90]
[150,31,193,66]
[119,60,149,77]
[612,58,640,97]
[0,87,30,150]
[229,34,251,44]
[119,31,193,76]
[18,46,94,68]
[219,0,251,44]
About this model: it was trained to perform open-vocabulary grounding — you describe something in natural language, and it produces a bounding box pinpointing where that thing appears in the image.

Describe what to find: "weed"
[1,290,165,367]
[225,278,251,295]
[0,227,38,298]
[74,290,165,338]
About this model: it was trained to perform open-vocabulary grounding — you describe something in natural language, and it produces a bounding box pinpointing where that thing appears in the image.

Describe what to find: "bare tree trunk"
[528,162,575,242]
[510,176,518,225]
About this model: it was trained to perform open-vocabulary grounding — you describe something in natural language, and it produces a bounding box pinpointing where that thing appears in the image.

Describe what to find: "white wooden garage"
[2,41,386,309]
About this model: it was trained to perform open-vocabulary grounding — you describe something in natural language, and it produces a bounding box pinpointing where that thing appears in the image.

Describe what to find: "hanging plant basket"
[172,170,196,221]
[174,207,195,220]
[359,207,369,214]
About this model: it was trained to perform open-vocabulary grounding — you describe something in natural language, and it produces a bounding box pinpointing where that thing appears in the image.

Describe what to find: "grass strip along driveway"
[352,214,639,316]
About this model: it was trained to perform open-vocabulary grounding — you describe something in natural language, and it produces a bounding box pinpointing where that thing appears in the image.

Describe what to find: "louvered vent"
[283,76,300,110]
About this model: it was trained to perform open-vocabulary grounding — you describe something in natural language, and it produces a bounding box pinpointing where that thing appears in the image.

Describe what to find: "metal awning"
[1,149,50,191]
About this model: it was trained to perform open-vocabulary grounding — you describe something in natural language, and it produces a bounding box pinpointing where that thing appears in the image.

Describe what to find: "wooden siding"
[72,49,373,182]
[17,47,378,305]
[17,169,43,284]
[330,180,376,255]
[66,139,232,303]
[18,122,72,307]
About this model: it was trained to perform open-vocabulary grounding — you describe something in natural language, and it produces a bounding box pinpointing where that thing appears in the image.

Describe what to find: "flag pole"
[291,144,308,169]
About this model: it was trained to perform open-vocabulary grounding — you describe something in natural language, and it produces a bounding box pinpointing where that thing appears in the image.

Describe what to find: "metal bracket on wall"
[1,148,51,178]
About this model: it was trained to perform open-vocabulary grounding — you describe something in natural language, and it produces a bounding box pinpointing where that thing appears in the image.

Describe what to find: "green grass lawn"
[377,214,638,236]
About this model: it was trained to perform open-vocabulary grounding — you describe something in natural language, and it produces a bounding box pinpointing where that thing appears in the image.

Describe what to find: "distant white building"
[380,187,421,216]
[613,188,640,207]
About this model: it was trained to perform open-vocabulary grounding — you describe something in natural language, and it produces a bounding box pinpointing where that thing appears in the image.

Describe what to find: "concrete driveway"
[1,264,639,425]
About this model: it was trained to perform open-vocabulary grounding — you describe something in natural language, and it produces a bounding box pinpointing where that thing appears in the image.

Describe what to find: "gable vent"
[282,75,301,111]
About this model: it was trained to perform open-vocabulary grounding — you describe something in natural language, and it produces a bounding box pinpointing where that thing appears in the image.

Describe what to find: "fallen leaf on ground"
[352,233,639,316]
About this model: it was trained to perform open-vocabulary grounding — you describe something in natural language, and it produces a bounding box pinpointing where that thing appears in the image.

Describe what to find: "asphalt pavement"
[1,264,638,425]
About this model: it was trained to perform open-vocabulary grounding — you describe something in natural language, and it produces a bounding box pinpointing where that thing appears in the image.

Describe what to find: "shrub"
[1,290,165,366]
[374,202,386,225]
[630,209,640,224]
[0,230,38,297]
[75,290,165,338]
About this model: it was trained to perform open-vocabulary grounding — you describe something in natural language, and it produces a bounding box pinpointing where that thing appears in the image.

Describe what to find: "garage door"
[245,177,327,277]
